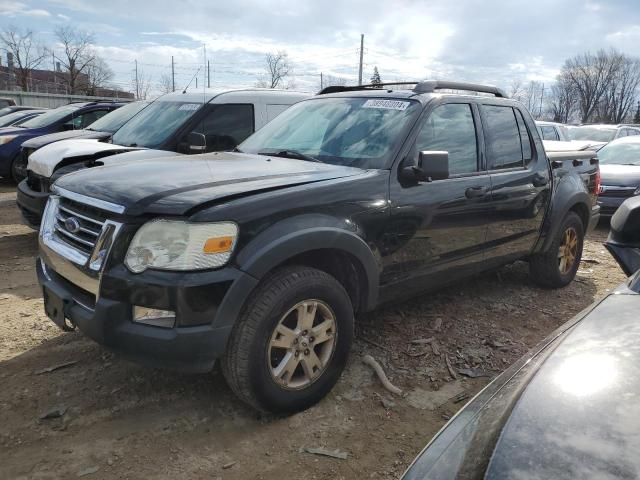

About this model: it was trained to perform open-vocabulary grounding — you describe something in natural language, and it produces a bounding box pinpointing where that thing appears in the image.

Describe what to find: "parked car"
[401,195,640,480]
[17,89,308,227]
[0,105,41,118]
[536,120,571,141]
[0,98,16,108]
[36,80,600,413]
[0,101,125,181]
[14,100,148,182]
[596,136,640,217]
[570,124,640,143]
[0,109,48,128]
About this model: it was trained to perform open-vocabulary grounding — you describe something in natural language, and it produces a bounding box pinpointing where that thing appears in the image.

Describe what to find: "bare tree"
[597,53,640,123]
[549,72,577,123]
[257,51,290,89]
[54,26,96,94]
[157,72,173,94]
[509,78,525,102]
[562,50,621,123]
[132,66,152,100]
[0,26,47,91]
[84,57,113,95]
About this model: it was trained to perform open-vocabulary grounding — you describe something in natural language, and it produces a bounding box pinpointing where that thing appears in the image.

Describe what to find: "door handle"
[465,186,488,198]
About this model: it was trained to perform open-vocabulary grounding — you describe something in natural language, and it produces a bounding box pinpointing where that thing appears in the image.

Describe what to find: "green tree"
[370,66,382,87]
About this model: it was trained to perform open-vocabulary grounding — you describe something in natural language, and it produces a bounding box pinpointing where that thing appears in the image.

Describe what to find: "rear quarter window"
[482,105,525,170]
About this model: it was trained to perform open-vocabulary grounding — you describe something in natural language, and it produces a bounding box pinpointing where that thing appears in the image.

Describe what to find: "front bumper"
[17,179,48,229]
[597,195,628,218]
[37,254,259,373]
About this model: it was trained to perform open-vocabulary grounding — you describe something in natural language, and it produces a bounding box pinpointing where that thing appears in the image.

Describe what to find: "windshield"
[20,105,79,129]
[239,97,421,169]
[570,126,616,142]
[87,101,148,134]
[598,142,640,165]
[0,111,39,127]
[112,101,204,148]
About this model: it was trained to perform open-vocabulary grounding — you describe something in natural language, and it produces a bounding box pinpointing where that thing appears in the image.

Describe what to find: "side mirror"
[605,196,640,276]
[401,151,449,183]
[187,132,206,153]
[62,122,75,131]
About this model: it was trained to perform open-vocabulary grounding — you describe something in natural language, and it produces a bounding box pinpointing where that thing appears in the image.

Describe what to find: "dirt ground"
[0,178,627,480]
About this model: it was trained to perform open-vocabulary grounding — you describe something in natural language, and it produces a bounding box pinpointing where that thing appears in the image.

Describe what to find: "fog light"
[133,306,176,328]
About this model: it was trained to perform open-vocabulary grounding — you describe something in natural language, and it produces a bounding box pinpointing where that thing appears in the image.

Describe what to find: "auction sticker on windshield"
[362,99,410,111]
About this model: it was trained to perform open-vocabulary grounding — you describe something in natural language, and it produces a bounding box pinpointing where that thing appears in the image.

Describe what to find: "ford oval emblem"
[64,217,81,234]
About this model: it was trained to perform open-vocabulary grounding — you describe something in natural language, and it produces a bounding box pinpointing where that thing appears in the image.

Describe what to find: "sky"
[2,0,640,96]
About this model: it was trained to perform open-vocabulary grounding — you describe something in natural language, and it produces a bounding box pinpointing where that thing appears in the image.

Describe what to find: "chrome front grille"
[40,189,123,286]
[54,198,107,255]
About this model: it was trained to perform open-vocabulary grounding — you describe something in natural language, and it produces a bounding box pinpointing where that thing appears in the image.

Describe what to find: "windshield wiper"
[258,149,322,163]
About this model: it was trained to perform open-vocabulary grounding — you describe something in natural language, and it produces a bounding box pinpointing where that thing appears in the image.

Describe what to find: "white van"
[17,89,309,227]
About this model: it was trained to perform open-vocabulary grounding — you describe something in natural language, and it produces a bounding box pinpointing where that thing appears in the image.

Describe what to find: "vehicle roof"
[576,124,620,130]
[156,88,310,104]
[317,88,520,106]
[603,135,640,146]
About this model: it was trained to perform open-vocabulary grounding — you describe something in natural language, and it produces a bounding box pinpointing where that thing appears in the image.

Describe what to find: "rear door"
[481,104,551,265]
[384,100,493,298]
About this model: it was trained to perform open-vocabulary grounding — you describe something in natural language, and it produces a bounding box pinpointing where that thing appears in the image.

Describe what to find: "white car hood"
[28,139,142,178]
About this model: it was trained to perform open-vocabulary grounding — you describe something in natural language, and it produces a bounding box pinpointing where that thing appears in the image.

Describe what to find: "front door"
[382,101,493,301]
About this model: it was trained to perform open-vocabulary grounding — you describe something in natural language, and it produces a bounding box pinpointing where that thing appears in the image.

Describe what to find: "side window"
[195,104,254,152]
[515,110,533,163]
[540,126,558,141]
[70,109,109,129]
[482,105,524,170]
[415,103,478,175]
[627,128,639,137]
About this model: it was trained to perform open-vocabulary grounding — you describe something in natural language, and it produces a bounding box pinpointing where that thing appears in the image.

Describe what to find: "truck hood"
[54,151,366,216]
[21,129,110,150]
[600,164,640,187]
[29,139,142,178]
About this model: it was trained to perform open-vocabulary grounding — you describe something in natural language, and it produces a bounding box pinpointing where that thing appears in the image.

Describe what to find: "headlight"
[0,135,17,145]
[125,220,238,273]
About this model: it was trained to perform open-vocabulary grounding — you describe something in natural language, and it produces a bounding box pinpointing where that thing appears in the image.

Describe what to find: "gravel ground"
[0,180,626,479]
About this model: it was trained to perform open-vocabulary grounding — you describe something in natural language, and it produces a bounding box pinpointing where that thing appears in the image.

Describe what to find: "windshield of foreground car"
[86,101,148,134]
[239,97,421,169]
[598,142,640,165]
[570,126,616,142]
[111,101,204,148]
[19,105,80,129]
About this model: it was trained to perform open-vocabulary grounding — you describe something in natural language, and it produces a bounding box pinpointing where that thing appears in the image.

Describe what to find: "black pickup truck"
[36,81,600,413]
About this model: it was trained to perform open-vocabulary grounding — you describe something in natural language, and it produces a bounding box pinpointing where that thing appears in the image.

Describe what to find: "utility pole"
[134,59,139,99]
[539,83,545,118]
[207,60,210,88]
[320,72,323,90]
[171,56,175,92]
[358,34,364,85]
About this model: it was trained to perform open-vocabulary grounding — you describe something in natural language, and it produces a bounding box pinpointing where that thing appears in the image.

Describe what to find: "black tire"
[10,153,26,184]
[221,266,354,413]
[530,212,584,288]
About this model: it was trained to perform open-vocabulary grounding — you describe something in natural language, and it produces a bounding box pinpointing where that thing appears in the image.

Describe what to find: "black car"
[597,136,640,217]
[15,100,148,181]
[36,81,600,413]
[0,101,125,181]
[402,195,640,480]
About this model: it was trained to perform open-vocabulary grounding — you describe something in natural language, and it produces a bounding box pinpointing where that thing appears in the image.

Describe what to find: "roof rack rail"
[318,80,507,98]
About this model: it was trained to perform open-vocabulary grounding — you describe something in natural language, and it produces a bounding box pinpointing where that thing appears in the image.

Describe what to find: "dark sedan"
[597,136,640,217]
[402,195,640,480]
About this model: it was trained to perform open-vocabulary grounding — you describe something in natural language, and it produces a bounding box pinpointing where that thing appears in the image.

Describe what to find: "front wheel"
[529,211,584,288]
[222,266,354,413]
[11,153,27,184]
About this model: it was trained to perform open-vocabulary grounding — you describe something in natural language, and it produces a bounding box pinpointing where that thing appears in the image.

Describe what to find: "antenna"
[182,66,202,94]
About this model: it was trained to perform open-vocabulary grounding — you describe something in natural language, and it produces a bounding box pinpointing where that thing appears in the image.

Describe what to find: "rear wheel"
[222,266,354,413]
[530,212,584,288]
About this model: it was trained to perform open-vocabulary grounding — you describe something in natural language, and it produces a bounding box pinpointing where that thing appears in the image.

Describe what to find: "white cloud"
[0,1,50,17]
